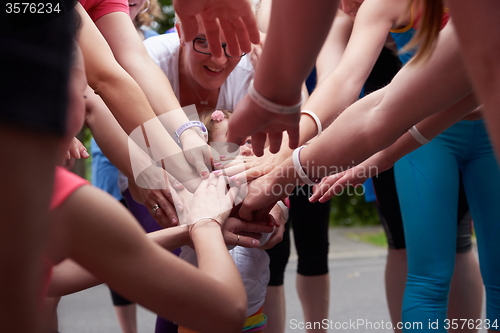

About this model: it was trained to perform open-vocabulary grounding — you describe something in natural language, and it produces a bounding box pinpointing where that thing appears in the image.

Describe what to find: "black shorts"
[267,185,331,286]
[0,1,77,135]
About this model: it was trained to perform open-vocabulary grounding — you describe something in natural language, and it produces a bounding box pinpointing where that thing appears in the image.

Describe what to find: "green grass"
[346,231,388,248]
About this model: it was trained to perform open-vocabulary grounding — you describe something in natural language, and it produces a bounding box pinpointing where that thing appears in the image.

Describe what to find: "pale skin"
[227,0,340,156]
[46,50,275,332]
[75,3,211,190]
[173,0,261,59]
[236,21,474,220]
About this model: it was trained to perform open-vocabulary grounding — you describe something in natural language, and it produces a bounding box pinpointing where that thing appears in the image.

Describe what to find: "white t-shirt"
[143,33,270,317]
[143,33,253,111]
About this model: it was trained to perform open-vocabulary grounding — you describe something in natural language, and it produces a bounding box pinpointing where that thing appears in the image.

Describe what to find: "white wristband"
[277,201,289,222]
[248,79,303,115]
[408,125,431,145]
[292,146,320,185]
[301,110,322,138]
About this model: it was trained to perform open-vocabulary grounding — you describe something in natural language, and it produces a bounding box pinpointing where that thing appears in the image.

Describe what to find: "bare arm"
[448,0,500,159]
[228,0,339,155]
[237,21,474,220]
[53,180,247,332]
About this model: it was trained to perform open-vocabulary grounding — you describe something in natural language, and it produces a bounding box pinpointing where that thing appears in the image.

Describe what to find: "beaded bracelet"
[408,125,431,145]
[248,79,303,115]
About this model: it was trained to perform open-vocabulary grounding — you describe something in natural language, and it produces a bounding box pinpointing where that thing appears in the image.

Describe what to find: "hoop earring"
[140,0,150,13]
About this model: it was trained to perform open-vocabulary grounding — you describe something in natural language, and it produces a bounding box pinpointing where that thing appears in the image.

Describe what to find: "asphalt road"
[57,227,485,333]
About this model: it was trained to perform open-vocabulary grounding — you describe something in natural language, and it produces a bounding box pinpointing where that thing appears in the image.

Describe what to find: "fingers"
[201,17,223,59]
[287,127,300,150]
[231,233,260,248]
[268,132,283,154]
[179,16,200,43]
[219,16,241,58]
[240,11,260,45]
[251,132,267,157]
[231,17,251,54]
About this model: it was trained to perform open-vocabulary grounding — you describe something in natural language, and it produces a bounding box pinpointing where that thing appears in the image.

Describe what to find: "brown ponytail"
[403,0,444,65]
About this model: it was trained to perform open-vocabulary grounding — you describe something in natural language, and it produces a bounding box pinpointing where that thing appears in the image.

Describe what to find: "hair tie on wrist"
[248,79,303,115]
[292,146,321,185]
[408,125,431,145]
[188,217,222,238]
[301,110,322,138]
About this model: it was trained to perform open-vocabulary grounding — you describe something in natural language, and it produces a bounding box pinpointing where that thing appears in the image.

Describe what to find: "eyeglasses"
[192,37,246,58]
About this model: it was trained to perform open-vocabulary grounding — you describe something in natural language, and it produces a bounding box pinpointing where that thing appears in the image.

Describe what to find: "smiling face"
[177,17,242,92]
[341,0,364,19]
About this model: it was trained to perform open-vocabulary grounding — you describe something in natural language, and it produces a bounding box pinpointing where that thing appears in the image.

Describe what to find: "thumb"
[194,161,210,179]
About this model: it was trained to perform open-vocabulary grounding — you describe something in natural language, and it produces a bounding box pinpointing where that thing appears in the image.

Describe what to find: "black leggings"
[267,185,331,286]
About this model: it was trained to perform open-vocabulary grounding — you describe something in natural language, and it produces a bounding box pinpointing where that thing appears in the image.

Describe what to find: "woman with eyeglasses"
[113,13,286,333]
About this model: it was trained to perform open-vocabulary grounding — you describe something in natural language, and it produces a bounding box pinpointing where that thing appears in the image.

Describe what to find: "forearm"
[49,259,101,297]
[253,0,338,104]
[147,225,191,252]
[86,89,199,187]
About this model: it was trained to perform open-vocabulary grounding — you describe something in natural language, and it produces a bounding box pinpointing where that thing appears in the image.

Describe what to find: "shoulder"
[143,33,180,61]
[230,55,254,78]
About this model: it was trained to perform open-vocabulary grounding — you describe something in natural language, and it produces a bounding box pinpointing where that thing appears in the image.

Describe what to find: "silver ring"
[235,234,240,247]
[152,204,160,215]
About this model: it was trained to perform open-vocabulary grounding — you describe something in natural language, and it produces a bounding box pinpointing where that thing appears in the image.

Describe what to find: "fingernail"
[229,175,237,180]
[82,150,89,158]
[252,239,258,247]
[201,171,209,178]
[214,162,223,167]
[219,155,226,158]
[172,218,178,224]
[213,170,222,175]
[176,204,182,210]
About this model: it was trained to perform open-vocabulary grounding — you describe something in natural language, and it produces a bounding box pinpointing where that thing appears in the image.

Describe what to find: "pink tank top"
[79,0,129,22]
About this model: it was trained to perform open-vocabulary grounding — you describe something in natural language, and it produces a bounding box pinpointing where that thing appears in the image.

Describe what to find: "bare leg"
[114,304,138,333]
[448,250,483,333]
[296,274,330,333]
[0,126,60,332]
[385,249,407,333]
[263,285,286,333]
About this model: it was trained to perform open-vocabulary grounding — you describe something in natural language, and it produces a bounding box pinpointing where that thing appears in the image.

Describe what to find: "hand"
[249,32,266,70]
[173,0,260,58]
[217,145,293,183]
[258,203,287,250]
[227,94,301,156]
[130,166,190,228]
[237,173,295,221]
[180,129,215,179]
[310,154,388,203]
[65,137,89,160]
[186,174,239,225]
[222,217,274,248]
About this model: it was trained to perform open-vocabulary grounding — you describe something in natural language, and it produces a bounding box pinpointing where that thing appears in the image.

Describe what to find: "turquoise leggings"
[395,120,500,331]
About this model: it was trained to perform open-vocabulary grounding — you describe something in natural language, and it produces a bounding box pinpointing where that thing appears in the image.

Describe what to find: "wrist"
[179,127,205,146]
[175,121,208,147]
[188,217,222,238]
[249,79,304,115]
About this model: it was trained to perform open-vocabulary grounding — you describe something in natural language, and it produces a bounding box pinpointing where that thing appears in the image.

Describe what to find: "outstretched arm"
[51,176,247,332]
[227,0,339,155]
[237,21,473,220]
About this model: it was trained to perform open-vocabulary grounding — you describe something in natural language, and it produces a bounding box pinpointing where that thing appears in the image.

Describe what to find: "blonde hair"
[134,0,164,29]
[402,0,444,65]
[199,110,232,142]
